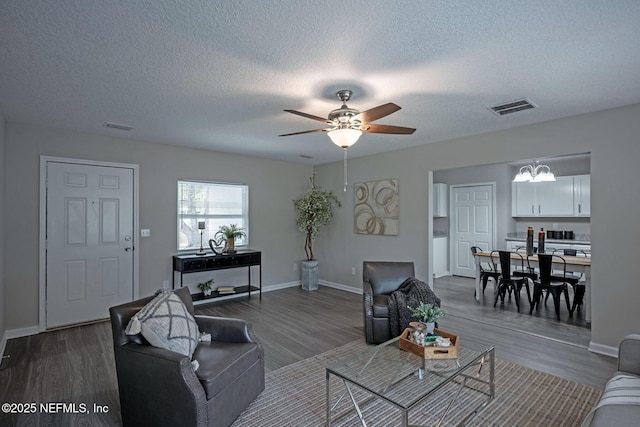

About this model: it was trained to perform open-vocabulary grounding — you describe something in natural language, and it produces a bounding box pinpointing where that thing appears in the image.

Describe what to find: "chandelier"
[513,161,556,182]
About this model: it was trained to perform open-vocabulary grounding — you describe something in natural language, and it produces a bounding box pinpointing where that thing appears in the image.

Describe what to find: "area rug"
[232,340,602,426]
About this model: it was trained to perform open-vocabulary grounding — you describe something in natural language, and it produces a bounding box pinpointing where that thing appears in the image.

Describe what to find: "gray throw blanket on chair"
[388,277,442,337]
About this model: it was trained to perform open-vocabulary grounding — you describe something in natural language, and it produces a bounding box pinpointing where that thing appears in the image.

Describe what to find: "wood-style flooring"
[0,276,617,426]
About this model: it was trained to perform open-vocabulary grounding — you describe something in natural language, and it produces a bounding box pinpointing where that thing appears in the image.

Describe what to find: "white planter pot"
[425,322,436,335]
[301,259,319,291]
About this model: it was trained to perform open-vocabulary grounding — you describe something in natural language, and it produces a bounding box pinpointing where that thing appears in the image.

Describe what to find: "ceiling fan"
[279,89,416,147]
[280,89,416,190]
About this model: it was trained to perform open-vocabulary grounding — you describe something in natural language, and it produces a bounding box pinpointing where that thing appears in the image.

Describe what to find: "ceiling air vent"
[104,121,134,131]
[487,98,537,116]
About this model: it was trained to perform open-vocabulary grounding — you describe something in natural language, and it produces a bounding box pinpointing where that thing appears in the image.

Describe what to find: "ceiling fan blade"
[284,109,331,123]
[354,103,401,123]
[363,124,416,135]
[278,128,327,137]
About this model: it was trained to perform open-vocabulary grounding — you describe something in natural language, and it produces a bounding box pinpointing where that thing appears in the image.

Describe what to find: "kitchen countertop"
[505,232,590,245]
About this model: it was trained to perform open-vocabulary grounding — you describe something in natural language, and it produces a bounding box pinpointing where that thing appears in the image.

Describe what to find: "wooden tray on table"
[399,328,459,359]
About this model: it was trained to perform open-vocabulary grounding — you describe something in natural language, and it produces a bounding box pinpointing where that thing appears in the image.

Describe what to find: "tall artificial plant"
[294,173,341,260]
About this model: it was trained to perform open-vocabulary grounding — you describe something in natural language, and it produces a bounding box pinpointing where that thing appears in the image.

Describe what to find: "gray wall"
[0,112,5,347]
[314,102,640,350]
[4,122,312,330]
[433,162,516,247]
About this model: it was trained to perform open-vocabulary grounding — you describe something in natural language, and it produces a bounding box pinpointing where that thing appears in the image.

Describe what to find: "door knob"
[125,247,133,252]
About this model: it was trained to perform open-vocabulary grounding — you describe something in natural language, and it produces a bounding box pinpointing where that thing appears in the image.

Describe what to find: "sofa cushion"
[581,374,640,426]
[597,374,640,406]
[372,295,390,317]
[193,341,261,399]
[125,291,199,358]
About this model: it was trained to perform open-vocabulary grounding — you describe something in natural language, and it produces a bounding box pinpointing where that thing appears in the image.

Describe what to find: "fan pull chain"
[343,148,348,192]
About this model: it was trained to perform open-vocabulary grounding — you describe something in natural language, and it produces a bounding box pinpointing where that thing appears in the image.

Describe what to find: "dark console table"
[173,250,261,301]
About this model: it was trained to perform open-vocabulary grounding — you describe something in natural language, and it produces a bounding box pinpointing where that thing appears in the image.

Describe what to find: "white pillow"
[125,291,199,358]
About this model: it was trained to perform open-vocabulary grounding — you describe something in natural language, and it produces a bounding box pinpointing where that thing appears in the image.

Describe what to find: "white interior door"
[46,161,135,328]
[451,184,494,277]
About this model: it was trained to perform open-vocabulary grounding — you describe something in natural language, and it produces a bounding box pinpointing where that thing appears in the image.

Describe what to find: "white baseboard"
[0,331,7,363]
[320,280,361,294]
[6,325,40,340]
[589,340,618,358]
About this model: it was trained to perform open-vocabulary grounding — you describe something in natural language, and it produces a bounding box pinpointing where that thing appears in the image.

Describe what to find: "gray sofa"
[581,334,640,426]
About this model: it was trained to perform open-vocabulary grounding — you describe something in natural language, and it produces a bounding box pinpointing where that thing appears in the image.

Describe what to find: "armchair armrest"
[363,281,375,343]
[114,343,206,427]
[195,315,258,344]
[363,281,374,315]
[618,334,640,375]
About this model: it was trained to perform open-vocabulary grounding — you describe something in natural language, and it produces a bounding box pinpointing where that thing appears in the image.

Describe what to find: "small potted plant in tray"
[409,302,445,335]
[198,278,215,297]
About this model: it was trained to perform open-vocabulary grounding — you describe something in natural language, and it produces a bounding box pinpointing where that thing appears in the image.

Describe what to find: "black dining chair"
[471,246,501,297]
[530,254,572,320]
[551,249,587,314]
[512,245,539,283]
[494,251,530,312]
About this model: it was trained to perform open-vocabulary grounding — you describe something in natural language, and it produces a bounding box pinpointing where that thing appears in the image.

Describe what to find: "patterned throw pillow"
[125,291,199,358]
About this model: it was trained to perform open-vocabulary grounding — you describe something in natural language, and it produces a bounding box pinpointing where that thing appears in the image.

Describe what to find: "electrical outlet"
[293,263,297,271]
[351,267,356,275]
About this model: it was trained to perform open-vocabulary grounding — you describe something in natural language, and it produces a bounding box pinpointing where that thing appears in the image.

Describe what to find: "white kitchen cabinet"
[433,237,448,277]
[574,175,591,217]
[433,183,448,217]
[512,176,576,217]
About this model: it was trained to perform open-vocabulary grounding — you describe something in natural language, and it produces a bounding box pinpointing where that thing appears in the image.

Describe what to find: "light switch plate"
[141,229,151,237]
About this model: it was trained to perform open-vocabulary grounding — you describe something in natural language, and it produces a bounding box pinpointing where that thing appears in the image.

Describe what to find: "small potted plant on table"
[198,278,215,297]
[409,302,445,335]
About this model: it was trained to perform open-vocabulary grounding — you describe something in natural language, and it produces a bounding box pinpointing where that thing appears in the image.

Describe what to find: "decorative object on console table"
[293,173,341,291]
[197,278,214,296]
[208,236,227,255]
[217,286,235,295]
[216,224,246,254]
[197,220,207,255]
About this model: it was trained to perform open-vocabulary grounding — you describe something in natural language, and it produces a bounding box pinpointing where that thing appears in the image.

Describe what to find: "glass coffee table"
[326,336,494,426]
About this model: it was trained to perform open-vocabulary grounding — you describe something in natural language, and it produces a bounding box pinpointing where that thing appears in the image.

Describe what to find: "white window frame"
[177,180,249,252]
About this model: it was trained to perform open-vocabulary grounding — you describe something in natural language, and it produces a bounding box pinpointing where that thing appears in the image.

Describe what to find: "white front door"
[451,184,494,277]
[46,161,135,328]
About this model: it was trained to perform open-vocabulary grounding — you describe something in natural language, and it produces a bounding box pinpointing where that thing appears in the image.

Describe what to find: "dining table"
[472,251,591,322]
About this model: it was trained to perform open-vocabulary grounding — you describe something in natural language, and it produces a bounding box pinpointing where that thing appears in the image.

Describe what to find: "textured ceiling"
[1,0,640,164]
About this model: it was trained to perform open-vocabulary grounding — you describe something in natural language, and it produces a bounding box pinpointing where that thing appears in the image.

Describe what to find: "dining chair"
[530,254,572,320]
[551,249,588,314]
[512,245,539,282]
[494,251,530,312]
[470,246,501,297]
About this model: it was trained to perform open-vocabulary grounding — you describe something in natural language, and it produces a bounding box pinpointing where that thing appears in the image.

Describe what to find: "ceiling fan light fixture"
[327,128,362,148]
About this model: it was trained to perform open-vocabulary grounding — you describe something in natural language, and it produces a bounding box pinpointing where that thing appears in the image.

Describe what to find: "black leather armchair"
[109,287,264,427]
[363,261,415,344]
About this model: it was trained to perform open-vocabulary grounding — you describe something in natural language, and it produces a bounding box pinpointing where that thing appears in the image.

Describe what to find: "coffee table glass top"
[326,337,493,409]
